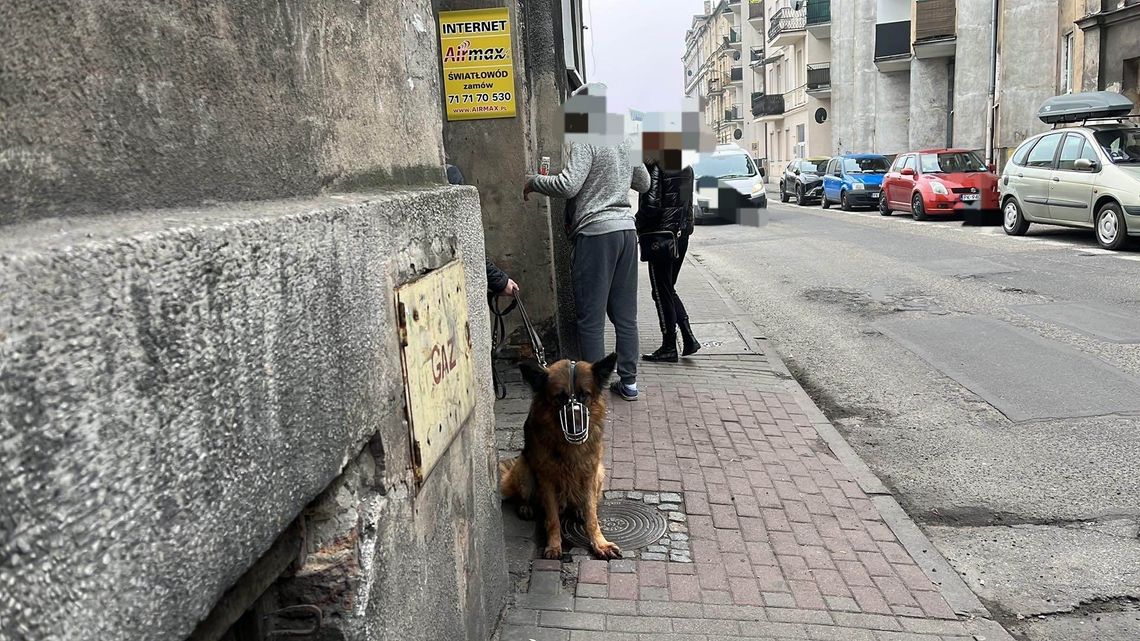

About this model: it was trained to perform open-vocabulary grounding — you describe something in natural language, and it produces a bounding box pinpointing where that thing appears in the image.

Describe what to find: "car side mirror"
[900,168,915,177]
[1074,158,1097,171]
[793,168,801,175]
[987,163,996,173]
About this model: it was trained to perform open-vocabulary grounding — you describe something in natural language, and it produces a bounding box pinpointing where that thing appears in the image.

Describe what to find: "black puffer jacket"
[636,163,695,237]
[486,258,509,294]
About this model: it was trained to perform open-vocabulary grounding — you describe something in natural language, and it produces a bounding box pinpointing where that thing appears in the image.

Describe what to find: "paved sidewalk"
[491,257,1010,641]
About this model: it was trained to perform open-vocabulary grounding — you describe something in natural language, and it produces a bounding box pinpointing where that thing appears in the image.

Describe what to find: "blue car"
[821,154,891,211]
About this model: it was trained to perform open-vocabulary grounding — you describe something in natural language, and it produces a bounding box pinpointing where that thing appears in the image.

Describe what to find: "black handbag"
[638,230,678,262]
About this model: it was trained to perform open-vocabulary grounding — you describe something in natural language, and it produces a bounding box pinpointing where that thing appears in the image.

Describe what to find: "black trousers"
[646,234,690,343]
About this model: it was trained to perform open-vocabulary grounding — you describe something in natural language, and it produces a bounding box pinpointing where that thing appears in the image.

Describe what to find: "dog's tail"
[498,456,526,500]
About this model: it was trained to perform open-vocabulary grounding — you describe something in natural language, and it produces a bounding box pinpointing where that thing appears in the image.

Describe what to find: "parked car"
[1001,91,1140,249]
[780,157,830,204]
[880,149,999,220]
[821,154,890,210]
[692,143,768,223]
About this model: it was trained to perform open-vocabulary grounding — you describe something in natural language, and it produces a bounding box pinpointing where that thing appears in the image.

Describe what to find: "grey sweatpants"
[572,229,639,385]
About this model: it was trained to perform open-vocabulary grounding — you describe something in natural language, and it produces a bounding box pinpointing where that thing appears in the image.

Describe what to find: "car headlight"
[851,183,865,191]
[751,183,764,195]
[931,181,949,195]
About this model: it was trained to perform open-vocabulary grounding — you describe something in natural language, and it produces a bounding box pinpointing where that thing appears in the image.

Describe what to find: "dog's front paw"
[517,504,535,520]
[543,544,563,559]
[592,540,621,560]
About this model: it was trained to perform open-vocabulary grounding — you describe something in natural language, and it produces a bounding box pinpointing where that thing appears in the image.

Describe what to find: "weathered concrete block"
[0,0,447,224]
[0,187,507,641]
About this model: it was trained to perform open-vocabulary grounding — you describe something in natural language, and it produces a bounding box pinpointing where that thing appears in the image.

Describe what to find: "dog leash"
[515,294,547,368]
[488,292,547,399]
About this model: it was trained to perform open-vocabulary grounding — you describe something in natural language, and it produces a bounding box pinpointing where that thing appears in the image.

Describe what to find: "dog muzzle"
[558,361,591,445]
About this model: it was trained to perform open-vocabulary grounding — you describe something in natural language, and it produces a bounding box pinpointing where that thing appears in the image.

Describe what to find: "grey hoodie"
[530,139,651,237]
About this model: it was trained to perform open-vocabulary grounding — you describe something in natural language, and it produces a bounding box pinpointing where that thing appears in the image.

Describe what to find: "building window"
[1060,32,1074,94]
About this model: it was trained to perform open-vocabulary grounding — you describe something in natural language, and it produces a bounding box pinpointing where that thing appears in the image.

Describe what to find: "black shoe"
[642,346,679,363]
[679,321,701,357]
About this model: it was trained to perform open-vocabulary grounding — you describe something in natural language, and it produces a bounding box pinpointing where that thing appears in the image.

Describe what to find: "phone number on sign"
[447,92,512,104]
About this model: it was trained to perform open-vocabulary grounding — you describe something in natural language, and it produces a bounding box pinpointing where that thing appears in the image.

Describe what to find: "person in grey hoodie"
[524,84,651,400]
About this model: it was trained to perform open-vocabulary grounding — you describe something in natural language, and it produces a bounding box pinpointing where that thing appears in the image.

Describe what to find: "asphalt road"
[688,196,1140,640]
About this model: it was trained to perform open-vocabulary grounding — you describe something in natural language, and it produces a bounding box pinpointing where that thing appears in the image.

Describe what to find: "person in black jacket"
[486,258,518,297]
[636,148,700,362]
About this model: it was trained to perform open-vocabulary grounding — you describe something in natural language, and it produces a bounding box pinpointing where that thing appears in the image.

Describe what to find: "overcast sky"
[583,0,706,115]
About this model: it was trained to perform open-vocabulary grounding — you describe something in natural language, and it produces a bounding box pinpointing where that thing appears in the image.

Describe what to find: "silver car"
[1000,95,1140,249]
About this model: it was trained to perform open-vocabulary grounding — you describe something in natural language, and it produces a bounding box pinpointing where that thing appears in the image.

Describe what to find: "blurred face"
[641,131,685,170]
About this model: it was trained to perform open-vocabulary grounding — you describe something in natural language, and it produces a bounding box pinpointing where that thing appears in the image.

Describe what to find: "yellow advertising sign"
[438,7,517,121]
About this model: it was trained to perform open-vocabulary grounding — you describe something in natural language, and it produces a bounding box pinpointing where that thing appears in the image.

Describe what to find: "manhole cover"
[563,499,667,551]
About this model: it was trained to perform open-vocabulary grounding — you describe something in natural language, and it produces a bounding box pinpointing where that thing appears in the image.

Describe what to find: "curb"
[683,254,1012,638]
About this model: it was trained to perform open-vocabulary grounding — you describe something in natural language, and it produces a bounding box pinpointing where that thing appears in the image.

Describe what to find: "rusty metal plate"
[396,260,477,484]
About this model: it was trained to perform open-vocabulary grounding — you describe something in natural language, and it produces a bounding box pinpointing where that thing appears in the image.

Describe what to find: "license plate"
[961,194,979,202]
[869,192,879,198]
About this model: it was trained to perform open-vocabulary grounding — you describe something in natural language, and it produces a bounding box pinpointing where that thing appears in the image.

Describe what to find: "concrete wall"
[0,2,508,640]
[0,189,507,641]
[0,0,447,225]
[830,0,857,155]
[952,0,993,150]
[1079,0,1104,90]
[850,0,880,154]
[997,0,1061,150]
[875,71,912,154]
[910,57,951,150]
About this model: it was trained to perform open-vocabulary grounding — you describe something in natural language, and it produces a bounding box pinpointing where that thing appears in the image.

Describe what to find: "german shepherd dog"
[499,353,622,560]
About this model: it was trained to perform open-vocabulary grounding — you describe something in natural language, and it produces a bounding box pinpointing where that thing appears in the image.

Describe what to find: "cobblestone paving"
[491,257,1009,641]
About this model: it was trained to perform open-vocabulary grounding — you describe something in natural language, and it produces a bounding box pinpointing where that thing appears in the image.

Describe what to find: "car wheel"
[821,193,831,209]
[1095,202,1128,250]
[879,192,891,216]
[796,184,805,204]
[840,191,852,211]
[911,193,928,221]
[780,181,789,203]
[1002,198,1030,236]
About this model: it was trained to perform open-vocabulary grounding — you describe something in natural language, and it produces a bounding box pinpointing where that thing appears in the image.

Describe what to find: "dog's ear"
[519,360,549,393]
[591,352,618,388]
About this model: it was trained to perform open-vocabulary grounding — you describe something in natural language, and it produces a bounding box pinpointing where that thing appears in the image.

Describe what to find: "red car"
[879,149,1000,220]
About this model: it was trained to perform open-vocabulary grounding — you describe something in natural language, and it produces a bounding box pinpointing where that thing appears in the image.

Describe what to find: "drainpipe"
[984,0,1000,164]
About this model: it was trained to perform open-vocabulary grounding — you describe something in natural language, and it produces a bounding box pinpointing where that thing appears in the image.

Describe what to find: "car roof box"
[1037,91,1135,124]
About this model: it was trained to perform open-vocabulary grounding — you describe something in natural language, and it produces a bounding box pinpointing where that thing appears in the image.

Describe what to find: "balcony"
[913,0,956,59]
[750,46,765,66]
[806,62,831,98]
[729,65,744,84]
[806,0,831,39]
[748,0,765,27]
[751,92,784,119]
[708,77,725,95]
[767,6,806,47]
[783,84,807,113]
[726,28,742,50]
[725,105,743,122]
[874,20,912,72]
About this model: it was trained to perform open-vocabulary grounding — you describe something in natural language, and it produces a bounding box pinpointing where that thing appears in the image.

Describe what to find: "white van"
[692,143,768,223]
